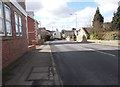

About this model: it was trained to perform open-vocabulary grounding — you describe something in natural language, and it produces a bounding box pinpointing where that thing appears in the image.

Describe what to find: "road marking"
[78,45,117,57]
[95,50,116,57]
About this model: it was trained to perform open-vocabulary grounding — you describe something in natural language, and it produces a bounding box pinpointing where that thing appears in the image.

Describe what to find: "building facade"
[52,29,61,39]
[62,30,75,40]
[27,16,40,45]
[0,0,28,68]
[27,11,41,45]
[77,28,89,42]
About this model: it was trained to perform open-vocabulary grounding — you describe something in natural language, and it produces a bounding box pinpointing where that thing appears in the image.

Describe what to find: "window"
[19,15,22,36]
[0,2,5,36]
[4,4,12,36]
[14,12,19,36]
[15,12,22,36]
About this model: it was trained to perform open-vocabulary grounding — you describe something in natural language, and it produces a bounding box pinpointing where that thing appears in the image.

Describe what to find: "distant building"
[1,0,28,68]
[62,30,75,40]
[81,27,92,34]
[39,27,51,39]
[77,28,89,42]
[27,11,34,19]
[27,15,40,45]
[52,29,61,39]
[118,1,120,6]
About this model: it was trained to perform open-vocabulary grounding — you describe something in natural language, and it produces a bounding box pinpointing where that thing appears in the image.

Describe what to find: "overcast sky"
[26,0,119,31]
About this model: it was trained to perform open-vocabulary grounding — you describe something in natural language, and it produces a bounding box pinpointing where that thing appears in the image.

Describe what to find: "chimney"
[17,0,26,10]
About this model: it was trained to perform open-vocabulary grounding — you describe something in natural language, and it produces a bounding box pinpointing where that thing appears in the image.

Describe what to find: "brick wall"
[27,16,36,44]
[2,39,28,68]
[2,1,28,68]
[17,0,26,10]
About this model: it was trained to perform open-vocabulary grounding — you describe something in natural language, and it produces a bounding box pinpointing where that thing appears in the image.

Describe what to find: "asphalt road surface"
[50,40,119,85]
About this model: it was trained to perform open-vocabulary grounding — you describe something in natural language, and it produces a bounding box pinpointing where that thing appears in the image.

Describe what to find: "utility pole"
[70,13,77,30]
[39,21,41,28]
[70,13,78,36]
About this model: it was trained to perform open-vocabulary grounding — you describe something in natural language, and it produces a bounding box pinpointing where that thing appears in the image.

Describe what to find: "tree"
[72,28,76,31]
[111,6,120,30]
[92,7,104,40]
[93,7,104,23]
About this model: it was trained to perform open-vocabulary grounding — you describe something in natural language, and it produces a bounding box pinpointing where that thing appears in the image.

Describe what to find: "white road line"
[78,45,117,57]
[95,50,116,57]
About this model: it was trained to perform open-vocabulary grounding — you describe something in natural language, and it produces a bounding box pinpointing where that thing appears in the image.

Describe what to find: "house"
[0,0,28,68]
[76,28,89,42]
[62,30,75,41]
[38,27,51,42]
[52,29,61,40]
[39,27,51,38]
[27,11,34,18]
[27,12,40,45]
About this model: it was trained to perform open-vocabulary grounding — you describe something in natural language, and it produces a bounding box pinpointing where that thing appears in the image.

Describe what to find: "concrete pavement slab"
[3,42,61,86]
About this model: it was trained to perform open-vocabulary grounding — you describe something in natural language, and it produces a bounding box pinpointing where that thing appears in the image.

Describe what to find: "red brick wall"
[2,39,28,68]
[17,0,26,10]
[27,16,36,44]
[2,2,28,68]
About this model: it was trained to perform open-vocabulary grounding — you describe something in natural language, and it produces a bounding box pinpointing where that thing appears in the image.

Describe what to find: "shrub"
[90,34,98,40]
[103,31,118,40]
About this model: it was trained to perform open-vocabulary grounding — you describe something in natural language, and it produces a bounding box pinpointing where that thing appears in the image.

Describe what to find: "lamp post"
[70,13,78,36]
[70,13,77,30]
[38,21,41,28]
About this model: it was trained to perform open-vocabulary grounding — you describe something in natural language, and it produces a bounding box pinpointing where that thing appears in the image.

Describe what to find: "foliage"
[90,34,98,40]
[73,33,76,41]
[93,7,104,23]
[91,7,104,40]
[61,30,65,34]
[44,35,51,41]
[111,6,120,30]
[72,28,76,31]
[103,31,119,40]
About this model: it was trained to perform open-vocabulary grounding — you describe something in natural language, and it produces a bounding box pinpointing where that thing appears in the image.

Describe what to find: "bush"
[90,34,98,40]
[44,35,51,41]
[103,32,118,40]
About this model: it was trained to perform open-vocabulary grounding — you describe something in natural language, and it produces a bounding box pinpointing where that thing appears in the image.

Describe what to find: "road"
[50,40,119,85]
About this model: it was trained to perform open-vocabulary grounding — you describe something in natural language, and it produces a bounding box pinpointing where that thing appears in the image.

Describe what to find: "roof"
[8,0,27,16]
[63,30,74,33]
[81,28,89,35]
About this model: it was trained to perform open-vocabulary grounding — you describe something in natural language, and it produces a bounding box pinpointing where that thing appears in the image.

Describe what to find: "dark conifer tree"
[111,6,120,30]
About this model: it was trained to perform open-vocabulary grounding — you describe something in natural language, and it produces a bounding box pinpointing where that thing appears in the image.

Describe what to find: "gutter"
[2,0,27,16]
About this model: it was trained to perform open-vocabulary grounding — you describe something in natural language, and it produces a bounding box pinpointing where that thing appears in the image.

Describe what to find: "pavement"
[3,41,62,86]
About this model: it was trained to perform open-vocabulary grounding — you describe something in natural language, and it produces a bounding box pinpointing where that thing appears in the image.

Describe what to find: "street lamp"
[70,13,77,30]
[38,21,41,28]
[70,13,78,36]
